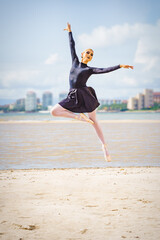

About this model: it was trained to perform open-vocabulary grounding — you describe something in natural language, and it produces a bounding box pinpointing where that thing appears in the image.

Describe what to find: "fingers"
[124,65,134,69]
[64,22,71,32]
[127,65,134,69]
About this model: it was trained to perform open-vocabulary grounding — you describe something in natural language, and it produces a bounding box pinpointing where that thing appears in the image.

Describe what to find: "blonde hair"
[83,48,94,53]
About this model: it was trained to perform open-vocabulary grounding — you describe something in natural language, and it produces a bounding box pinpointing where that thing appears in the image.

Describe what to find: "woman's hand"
[64,22,71,32]
[120,65,134,69]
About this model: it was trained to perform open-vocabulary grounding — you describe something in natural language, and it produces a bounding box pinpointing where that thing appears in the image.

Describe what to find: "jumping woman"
[51,23,133,162]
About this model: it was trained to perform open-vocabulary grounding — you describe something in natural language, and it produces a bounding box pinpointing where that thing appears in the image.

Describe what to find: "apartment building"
[25,91,37,112]
[127,89,153,110]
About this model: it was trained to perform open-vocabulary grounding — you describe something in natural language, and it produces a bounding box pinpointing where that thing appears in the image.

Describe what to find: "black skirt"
[59,86,100,113]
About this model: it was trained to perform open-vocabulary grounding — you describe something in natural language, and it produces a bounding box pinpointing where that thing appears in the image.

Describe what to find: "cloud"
[44,53,59,65]
[78,20,160,48]
[78,20,160,72]
[78,24,135,48]
[0,70,41,88]
[0,63,69,100]
[134,20,160,72]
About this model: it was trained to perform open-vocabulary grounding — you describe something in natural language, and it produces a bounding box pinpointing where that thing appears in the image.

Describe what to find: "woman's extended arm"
[91,64,133,74]
[64,22,78,62]
[91,65,121,74]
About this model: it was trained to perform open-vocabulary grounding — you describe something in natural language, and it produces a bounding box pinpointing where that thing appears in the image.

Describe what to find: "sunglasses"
[86,51,93,57]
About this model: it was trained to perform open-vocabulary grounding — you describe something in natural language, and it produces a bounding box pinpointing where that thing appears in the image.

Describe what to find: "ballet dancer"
[51,23,133,162]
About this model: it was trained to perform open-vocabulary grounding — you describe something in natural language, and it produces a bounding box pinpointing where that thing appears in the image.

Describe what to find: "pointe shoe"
[75,113,94,124]
[80,113,94,124]
[102,144,111,162]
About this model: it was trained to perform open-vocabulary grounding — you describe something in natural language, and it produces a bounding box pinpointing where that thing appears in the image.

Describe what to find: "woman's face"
[81,49,94,63]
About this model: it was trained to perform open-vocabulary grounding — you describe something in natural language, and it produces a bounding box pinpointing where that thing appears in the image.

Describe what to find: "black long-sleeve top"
[68,32,120,89]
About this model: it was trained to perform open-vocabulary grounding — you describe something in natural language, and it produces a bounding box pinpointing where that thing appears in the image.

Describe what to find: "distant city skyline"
[1,88,160,106]
[0,0,160,104]
[1,88,159,113]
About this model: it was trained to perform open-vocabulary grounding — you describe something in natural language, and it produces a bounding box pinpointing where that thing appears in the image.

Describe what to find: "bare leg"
[51,104,77,119]
[50,104,93,124]
[88,110,111,162]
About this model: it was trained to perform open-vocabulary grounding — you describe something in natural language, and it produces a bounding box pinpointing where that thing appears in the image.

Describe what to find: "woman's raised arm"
[64,22,78,62]
[91,64,133,74]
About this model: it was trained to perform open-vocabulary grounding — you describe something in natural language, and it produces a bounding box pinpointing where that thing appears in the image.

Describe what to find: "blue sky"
[0,0,160,104]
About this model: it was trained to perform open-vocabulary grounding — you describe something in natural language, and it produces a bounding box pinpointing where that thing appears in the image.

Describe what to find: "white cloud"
[0,70,41,88]
[44,53,59,65]
[0,63,69,100]
[78,23,136,48]
[78,20,160,72]
[134,20,160,72]
[120,76,138,87]
[78,21,160,48]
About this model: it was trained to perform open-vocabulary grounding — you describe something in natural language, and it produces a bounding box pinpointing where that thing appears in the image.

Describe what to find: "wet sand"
[0,167,160,240]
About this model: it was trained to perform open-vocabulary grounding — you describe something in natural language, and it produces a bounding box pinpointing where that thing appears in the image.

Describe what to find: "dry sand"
[0,167,160,240]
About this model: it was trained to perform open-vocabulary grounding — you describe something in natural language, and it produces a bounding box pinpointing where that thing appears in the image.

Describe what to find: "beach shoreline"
[0,166,160,171]
[0,119,160,123]
[0,167,160,240]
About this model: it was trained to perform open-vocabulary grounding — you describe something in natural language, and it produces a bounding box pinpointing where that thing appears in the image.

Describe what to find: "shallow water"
[0,121,160,169]
[0,111,160,121]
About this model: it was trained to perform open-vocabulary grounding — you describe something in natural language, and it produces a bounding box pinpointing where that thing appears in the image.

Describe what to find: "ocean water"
[0,111,160,121]
[0,112,160,169]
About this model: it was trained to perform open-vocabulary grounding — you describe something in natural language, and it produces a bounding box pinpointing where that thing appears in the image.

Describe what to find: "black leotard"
[59,32,121,113]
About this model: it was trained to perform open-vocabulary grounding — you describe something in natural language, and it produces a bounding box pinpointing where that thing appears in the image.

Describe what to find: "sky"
[0,0,160,104]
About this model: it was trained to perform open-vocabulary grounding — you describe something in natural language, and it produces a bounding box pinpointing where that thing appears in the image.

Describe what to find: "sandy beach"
[0,167,160,240]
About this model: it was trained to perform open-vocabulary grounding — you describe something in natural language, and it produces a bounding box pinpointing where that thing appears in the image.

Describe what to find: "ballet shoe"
[75,113,94,125]
[102,144,111,162]
[80,113,94,124]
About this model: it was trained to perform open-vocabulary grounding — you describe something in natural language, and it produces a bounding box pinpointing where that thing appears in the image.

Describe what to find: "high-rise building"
[143,89,153,108]
[136,93,144,110]
[37,98,40,104]
[42,92,53,110]
[153,92,160,103]
[127,89,153,110]
[16,98,25,110]
[25,91,37,112]
[127,97,138,110]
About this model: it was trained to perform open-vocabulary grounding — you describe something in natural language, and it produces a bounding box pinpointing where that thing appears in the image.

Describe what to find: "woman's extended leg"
[50,104,93,124]
[88,110,111,162]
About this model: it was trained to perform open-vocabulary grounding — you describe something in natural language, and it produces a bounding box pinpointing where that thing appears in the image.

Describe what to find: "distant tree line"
[98,102,160,111]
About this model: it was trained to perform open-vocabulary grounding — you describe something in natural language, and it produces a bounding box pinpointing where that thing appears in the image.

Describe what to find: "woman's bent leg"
[88,110,111,162]
[51,104,77,119]
[50,104,93,124]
